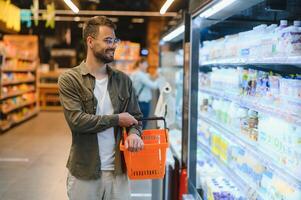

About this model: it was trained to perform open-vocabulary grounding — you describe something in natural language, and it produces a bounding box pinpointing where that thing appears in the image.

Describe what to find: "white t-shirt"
[93,76,115,170]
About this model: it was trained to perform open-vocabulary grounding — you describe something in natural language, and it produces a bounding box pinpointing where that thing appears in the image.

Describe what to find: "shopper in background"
[58,16,143,200]
[131,57,161,128]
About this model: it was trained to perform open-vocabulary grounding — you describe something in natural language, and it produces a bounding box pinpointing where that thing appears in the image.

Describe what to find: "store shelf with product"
[113,41,140,74]
[196,139,259,200]
[38,68,65,111]
[0,35,39,133]
[186,1,301,200]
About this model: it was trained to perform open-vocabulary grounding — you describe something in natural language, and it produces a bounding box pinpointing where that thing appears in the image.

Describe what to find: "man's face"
[89,26,119,63]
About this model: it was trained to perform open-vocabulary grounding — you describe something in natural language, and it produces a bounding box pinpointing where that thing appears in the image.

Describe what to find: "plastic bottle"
[251,24,267,59]
[274,20,288,56]
[261,24,277,58]
[289,20,301,55]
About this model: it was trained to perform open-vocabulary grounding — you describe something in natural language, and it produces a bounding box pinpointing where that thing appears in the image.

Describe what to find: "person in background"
[131,57,160,128]
[58,16,143,200]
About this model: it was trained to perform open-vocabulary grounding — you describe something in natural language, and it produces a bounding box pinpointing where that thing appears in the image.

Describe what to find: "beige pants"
[67,171,131,200]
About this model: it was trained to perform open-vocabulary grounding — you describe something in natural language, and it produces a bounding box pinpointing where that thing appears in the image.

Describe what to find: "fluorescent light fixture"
[199,0,237,18]
[63,0,79,13]
[160,0,175,15]
[74,16,80,22]
[162,25,185,42]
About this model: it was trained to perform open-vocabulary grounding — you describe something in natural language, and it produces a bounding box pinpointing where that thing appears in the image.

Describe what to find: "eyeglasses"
[103,38,121,45]
[90,36,121,45]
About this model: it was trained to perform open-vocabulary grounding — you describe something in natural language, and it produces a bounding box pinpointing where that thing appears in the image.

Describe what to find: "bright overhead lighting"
[160,0,175,15]
[63,0,79,13]
[74,16,80,22]
[162,25,185,42]
[199,0,237,18]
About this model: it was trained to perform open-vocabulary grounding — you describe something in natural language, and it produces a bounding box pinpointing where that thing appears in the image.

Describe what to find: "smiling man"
[58,16,144,200]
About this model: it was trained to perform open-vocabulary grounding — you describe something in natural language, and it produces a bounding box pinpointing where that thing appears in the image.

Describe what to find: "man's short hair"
[82,16,117,49]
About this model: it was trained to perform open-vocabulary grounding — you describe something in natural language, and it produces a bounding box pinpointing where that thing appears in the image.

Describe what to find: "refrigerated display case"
[187,1,301,200]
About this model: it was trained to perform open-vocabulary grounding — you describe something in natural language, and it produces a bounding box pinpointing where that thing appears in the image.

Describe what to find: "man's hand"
[118,112,138,127]
[125,134,144,152]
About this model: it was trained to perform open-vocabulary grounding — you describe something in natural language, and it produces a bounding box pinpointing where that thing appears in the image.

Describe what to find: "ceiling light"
[160,0,175,15]
[162,25,184,42]
[63,0,79,13]
[74,16,80,22]
[199,0,237,18]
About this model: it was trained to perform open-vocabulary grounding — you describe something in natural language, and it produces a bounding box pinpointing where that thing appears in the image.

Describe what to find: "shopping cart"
[120,117,169,180]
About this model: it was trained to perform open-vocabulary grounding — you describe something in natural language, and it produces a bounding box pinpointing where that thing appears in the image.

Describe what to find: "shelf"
[0,109,38,132]
[2,68,36,72]
[199,114,301,187]
[199,88,301,126]
[39,71,61,79]
[14,110,38,124]
[40,106,62,111]
[0,122,11,132]
[1,35,39,133]
[2,79,35,86]
[0,88,36,100]
[200,56,301,67]
[5,56,37,62]
[38,83,58,89]
[2,100,37,114]
[197,140,260,199]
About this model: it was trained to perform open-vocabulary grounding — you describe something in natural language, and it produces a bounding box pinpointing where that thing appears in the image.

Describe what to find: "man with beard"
[58,16,143,200]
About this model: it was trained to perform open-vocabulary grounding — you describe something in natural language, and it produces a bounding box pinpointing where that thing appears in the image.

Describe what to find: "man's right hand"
[118,112,138,127]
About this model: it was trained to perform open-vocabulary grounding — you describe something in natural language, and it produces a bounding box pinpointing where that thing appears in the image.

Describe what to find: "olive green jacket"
[58,61,142,180]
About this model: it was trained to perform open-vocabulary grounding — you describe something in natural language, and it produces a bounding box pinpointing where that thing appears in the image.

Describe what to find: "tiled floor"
[0,112,151,200]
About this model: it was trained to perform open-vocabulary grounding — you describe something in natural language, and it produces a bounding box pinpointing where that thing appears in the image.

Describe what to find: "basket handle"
[137,116,168,144]
[136,116,167,131]
[120,117,169,151]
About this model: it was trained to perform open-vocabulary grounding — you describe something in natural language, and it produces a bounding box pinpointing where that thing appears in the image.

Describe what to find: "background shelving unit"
[113,41,140,74]
[187,1,301,200]
[0,35,39,133]
[38,70,64,111]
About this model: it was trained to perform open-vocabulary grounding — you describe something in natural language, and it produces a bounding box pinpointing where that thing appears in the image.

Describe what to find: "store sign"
[42,2,55,29]
[0,0,21,32]
[21,10,32,28]
[31,0,39,26]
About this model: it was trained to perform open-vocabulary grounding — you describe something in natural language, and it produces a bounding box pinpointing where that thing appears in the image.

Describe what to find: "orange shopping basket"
[120,117,169,180]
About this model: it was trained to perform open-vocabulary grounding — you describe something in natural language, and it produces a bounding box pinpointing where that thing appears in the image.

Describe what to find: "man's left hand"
[125,134,144,152]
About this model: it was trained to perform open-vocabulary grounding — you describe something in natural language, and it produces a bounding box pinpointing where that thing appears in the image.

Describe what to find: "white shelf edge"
[200,56,301,66]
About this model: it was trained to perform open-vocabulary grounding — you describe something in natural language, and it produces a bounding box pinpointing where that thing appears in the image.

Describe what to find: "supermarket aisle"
[0,112,151,200]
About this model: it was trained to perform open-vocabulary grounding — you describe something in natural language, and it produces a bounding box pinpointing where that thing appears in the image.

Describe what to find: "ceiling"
[6,0,186,62]
[12,0,185,12]
[10,0,186,47]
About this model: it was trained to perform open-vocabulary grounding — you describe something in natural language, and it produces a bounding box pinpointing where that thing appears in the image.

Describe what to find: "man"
[58,16,144,200]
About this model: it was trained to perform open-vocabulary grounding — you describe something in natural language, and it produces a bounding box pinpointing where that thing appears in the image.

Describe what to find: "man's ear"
[87,36,93,49]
